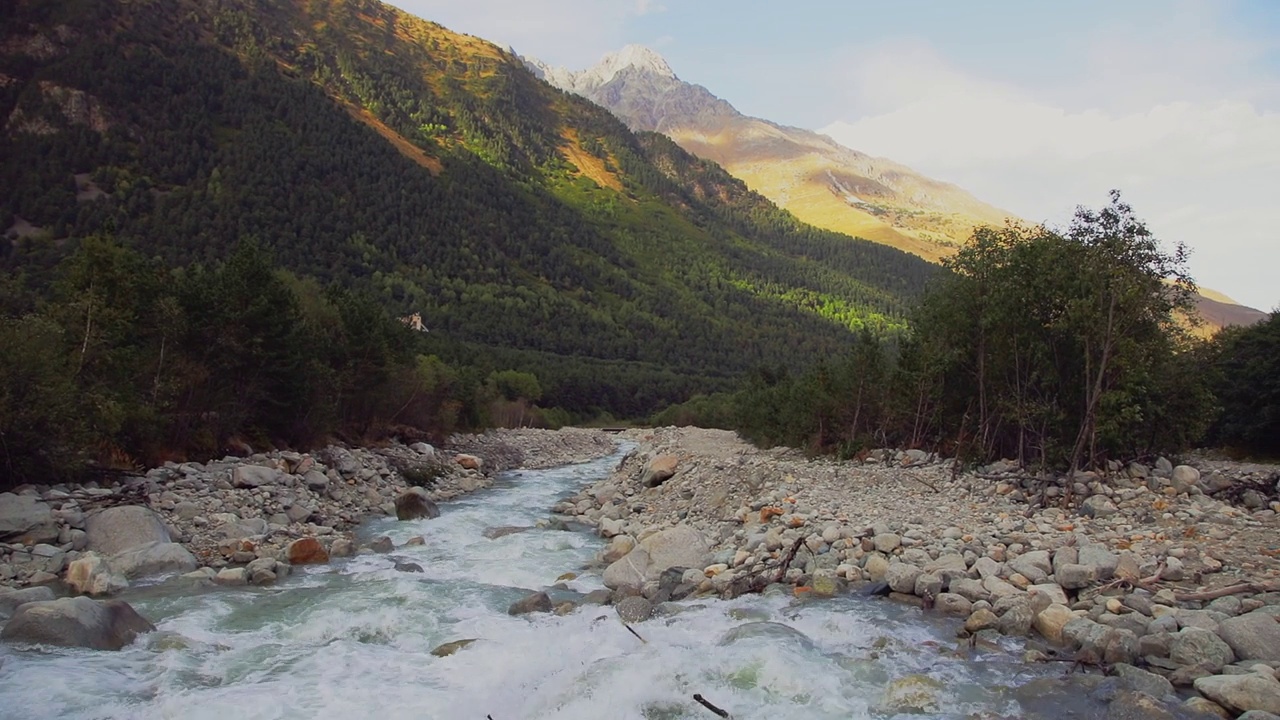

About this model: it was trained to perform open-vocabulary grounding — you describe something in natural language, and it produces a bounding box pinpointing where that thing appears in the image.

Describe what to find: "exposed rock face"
[507,591,552,616]
[394,488,440,521]
[65,553,128,596]
[107,541,198,579]
[84,506,171,556]
[286,537,328,565]
[1194,671,1280,715]
[641,454,679,487]
[0,586,55,619]
[1217,611,1280,662]
[1,597,154,650]
[0,494,57,544]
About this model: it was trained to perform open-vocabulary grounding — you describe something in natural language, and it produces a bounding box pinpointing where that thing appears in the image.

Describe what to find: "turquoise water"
[0,448,1067,719]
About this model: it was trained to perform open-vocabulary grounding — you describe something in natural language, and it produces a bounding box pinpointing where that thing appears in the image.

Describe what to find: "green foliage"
[716,194,1214,469]
[0,0,934,423]
[0,238,502,488]
[1207,312,1280,455]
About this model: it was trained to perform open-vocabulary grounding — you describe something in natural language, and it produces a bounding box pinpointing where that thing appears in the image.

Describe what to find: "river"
[0,445,1090,719]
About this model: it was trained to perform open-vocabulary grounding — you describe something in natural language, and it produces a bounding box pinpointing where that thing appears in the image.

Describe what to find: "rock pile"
[0,428,618,597]
[556,427,1280,718]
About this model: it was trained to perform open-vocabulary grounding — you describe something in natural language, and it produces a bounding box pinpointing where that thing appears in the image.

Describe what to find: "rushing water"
[1,447,1078,720]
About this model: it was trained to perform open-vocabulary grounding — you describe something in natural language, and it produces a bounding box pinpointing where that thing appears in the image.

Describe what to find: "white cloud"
[820,17,1280,311]
[635,0,666,16]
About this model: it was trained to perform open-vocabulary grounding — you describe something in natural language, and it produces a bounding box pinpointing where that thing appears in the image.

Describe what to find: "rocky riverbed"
[555,426,1280,719]
[0,427,617,598]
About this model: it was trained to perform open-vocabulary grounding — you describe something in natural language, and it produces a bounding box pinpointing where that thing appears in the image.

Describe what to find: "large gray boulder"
[1170,627,1235,673]
[1194,671,1280,715]
[0,586,56,620]
[602,526,710,591]
[232,465,280,488]
[0,493,57,544]
[394,487,440,521]
[1,597,155,650]
[85,506,171,556]
[107,541,198,579]
[639,526,708,579]
[603,547,650,591]
[1218,611,1280,662]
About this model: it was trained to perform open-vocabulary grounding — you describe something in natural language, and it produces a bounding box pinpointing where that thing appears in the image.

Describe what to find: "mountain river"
[0,445,1100,719]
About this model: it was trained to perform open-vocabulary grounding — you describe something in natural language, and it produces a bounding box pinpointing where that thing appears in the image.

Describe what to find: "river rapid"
[0,446,1082,720]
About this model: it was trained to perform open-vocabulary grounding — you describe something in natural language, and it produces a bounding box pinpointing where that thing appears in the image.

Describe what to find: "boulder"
[603,547,650,591]
[84,506,171,556]
[214,567,248,586]
[0,493,57,544]
[885,562,921,594]
[881,674,942,714]
[935,593,972,617]
[107,541,198,579]
[1194,671,1280,715]
[615,596,653,623]
[454,454,483,471]
[246,557,278,585]
[329,538,355,558]
[369,536,394,553]
[395,488,440,521]
[641,454,679,487]
[232,465,280,488]
[1170,465,1200,493]
[1218,611,1280,662]
[431,638,476,657]
[219,517,268,540]
[1113,662,1175,700]
[1170,627,1235,673]
[637,526,708,580]
[1009,551,1052,582]
[287,537,329,565]
[1057,563,1099,590]
[0,586,56,619]
[1,597,154,650]
[303,470,329,491]
[1081,495,1118,518]
[508,591,552,616]
[64,553,128,596]
[1035,604,1075,644]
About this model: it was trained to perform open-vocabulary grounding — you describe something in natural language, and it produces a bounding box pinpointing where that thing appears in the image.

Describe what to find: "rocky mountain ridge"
[526,46,1267,329]
[523,45,1018,261]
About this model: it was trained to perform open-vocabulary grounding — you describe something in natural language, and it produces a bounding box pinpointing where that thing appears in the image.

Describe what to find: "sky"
[390,0,1280,311]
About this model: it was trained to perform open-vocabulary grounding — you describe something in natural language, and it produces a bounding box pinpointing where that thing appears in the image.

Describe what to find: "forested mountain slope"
[0,0,935,418]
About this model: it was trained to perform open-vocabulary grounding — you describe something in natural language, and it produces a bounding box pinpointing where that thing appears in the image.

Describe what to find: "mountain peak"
[521,45,675,95]
[592,45,675,83]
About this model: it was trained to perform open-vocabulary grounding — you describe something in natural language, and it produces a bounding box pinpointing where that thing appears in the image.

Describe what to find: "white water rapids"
[0,446,1083,719]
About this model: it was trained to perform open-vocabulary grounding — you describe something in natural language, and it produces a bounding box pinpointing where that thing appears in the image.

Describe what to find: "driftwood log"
[721,536,806,599]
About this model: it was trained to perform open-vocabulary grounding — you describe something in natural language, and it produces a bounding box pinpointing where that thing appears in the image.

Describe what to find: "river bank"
[0,427,617,593]
[557,426,1280,718]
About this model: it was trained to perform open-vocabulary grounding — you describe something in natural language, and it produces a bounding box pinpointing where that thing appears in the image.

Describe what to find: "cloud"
[820,14,1280,311]
[635,0,666,16]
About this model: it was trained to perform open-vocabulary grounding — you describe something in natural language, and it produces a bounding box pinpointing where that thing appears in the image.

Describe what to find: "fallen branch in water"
[693,693,732,718]
[621,619,647,644]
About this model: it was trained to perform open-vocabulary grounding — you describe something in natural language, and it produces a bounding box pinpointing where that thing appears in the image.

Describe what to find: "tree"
[1208,312,1280,455]
[914,191,1204,471]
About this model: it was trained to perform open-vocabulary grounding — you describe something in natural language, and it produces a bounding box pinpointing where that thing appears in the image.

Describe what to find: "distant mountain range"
[524,45,1266,330]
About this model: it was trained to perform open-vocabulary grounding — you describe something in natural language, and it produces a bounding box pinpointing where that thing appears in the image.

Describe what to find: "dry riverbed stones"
[557,426,1280,718]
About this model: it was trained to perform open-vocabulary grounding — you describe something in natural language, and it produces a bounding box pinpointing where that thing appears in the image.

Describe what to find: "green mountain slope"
[0,0,935,417]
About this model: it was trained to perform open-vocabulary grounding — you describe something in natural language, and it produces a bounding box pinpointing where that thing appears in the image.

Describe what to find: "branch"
[1173,583,1264,602]
[693,694,732,719]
